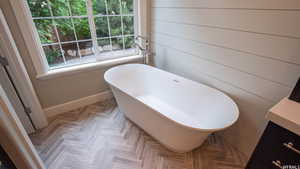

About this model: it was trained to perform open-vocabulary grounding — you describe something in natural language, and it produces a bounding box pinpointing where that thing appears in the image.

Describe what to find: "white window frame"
[8,0,148,79]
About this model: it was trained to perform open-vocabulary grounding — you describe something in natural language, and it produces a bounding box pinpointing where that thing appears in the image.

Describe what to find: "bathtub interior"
[105,64,239,131]
[104,65,148,96]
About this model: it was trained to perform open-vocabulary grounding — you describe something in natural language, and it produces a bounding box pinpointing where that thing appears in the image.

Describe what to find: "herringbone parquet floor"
[30,99,246,169]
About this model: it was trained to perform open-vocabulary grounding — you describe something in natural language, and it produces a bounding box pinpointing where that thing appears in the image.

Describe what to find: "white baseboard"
[44,90,113,118]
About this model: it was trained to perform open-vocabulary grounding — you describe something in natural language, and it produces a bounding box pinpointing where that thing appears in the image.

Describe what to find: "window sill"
[36,55,143,80]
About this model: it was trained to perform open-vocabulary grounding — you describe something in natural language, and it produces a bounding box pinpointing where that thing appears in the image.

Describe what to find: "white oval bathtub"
[104,64,239,152]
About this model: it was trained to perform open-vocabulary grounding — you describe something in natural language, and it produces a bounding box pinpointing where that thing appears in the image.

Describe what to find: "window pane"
[123,16,134,35]
[121,0,133,14]
[111,37,123,50]
[109,16,122,36]
[43,45,63,67]
[73,18,91,40]
[62,43,80,62]
[95,17,109,37]
[98,39,111,52]
[70,0,87,16]
[50,0,70,16]
[92,0,107,15]
[34,19,58,44]
[28,0,136,70]
[79,41,94,57]
[27,0,51,17]
[124,36,134,49]
[107,0,120,15]
[55,19,76,42]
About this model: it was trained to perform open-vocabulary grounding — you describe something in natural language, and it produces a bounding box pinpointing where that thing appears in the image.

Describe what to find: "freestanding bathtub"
[104,64,239,152]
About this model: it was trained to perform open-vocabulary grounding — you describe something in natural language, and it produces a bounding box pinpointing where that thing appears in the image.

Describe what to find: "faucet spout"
[133,42,145,51]
[135,35,149,43]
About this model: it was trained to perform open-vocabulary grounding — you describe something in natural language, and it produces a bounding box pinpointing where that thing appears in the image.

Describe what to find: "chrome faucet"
[134,35,150,64]
[133,42,145,51]
[135,35,149,43]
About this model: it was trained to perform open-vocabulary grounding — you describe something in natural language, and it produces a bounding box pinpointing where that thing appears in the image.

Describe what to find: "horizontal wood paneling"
[151,34,296,102]
[152,21,300,65]
[151,30,300,87]
[151,0,300,158]
[152,0,300,9]
[152,8,300,38]
[152,43,274,115]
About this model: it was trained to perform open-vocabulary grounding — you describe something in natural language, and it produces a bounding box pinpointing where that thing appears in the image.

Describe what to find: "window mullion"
[134,0,138,37]
[66,0,82,59]
[46,0,67,64]
[86,0,99,54]
[104,0,113,51]
[119,0,125,49]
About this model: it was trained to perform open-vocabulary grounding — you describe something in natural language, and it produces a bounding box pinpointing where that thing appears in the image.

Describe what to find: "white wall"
[151,0,300,158]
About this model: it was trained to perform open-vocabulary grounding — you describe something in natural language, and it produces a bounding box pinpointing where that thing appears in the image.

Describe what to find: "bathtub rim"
[105,64,240,132]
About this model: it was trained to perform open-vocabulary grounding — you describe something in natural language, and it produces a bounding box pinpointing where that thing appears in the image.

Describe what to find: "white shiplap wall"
[151,0,300,158]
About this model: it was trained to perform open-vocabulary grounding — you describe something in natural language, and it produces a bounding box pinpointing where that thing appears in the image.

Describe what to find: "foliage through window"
[27,0,136,69]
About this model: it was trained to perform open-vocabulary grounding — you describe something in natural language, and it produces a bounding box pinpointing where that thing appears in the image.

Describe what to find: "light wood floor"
[30,99,246,169]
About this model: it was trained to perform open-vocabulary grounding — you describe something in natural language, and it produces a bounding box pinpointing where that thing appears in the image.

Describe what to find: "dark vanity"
[0,145,16,169]
[245,98,300,169]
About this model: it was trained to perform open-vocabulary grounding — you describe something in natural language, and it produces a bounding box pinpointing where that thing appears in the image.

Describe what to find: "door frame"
[0,84,46,169]
[0,62,36,133]
[0,9,48,129]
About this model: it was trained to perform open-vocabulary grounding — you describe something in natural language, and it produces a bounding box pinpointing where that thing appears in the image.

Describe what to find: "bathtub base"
[111,86,210,153]
[125,117,198,153]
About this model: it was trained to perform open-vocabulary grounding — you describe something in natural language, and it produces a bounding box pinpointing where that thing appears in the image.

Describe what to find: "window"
[26,0,137,69]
